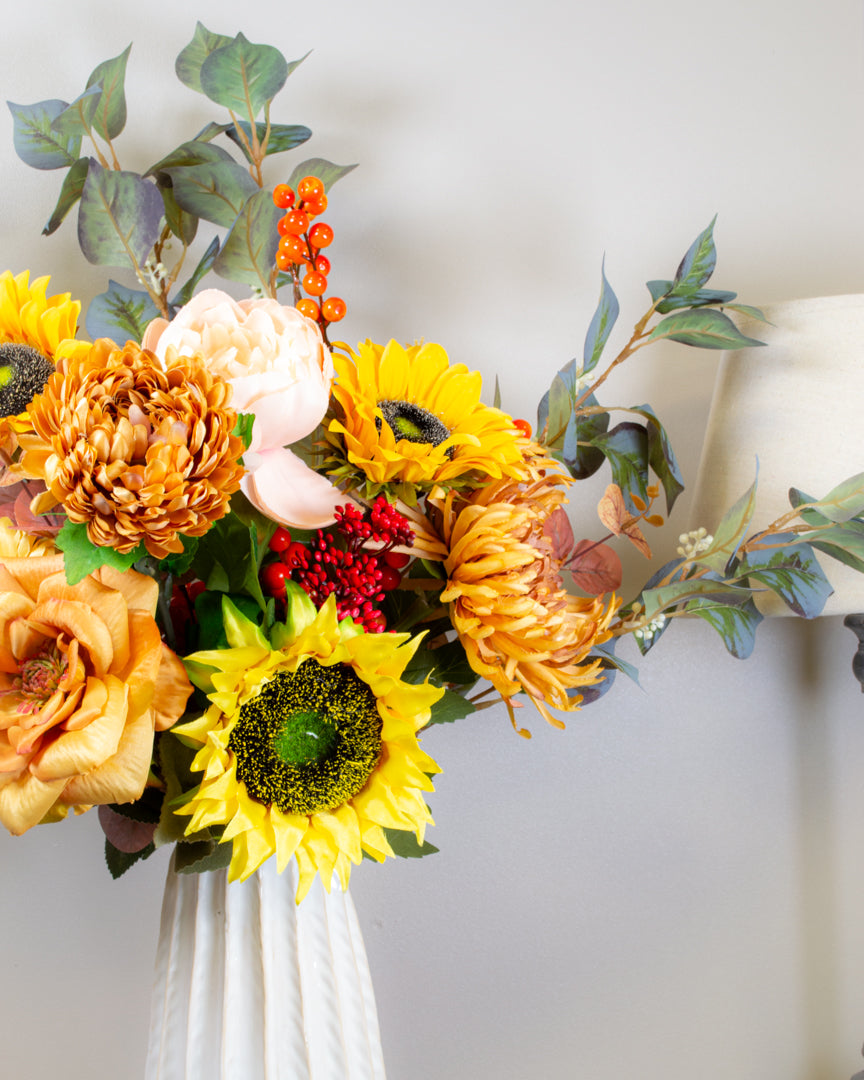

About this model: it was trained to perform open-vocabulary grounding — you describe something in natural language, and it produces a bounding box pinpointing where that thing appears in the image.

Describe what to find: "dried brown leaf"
[568,538,623,595]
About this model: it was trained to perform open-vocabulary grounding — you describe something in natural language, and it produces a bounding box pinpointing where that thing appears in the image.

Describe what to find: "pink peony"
[142,290,345,528]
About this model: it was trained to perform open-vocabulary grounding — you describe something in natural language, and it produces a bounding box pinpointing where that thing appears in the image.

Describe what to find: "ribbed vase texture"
[145,859,386,1080]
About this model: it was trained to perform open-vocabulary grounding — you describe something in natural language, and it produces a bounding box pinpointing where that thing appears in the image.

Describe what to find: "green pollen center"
[377,399,452,449]
[229,659,382,816]
[272,709,338,765]
[0,343,55,418]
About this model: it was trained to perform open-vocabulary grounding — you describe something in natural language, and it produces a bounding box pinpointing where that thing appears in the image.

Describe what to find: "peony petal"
[231,373,331,451]
[241,448,350,529]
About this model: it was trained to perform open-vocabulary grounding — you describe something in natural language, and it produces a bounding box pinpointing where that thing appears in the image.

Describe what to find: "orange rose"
[0,555,193,834]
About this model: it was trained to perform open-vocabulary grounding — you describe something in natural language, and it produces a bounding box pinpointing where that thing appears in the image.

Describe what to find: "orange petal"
[27,597,114,676]
[30,675,124,781]
[0,770,66,835]
[152,644,194,731]
[61,705,153,806]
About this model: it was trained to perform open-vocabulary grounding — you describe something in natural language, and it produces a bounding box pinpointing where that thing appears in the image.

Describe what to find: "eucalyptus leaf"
[226,122,313,163]
[165,159,257,228]
[805,472,864,523]
[723,303,770,323]
[654,288,737,314]
[86,279,161,345]
[538,372,570,447]
[562,392,608,480]
[86,44,131,141]
[77,161,163,267]
[175,22,234,95]
[582,258,619,375]
[147,138,236,176]
[200,33,289,119]
[7,99,81,169]
[158,179,198,245]
[42,156,89,235]
[646,308,765,350]
[286,157,358,192]
[49,85,103,141]
[641,578,753,623]
[213,188,281,291]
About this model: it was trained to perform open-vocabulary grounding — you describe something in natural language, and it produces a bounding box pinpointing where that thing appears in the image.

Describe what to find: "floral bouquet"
[3,24,864,904]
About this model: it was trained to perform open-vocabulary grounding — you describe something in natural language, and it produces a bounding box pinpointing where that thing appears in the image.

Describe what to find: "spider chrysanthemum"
[325,339,525,499]
[17,339,246,559]
[175,591,443,901]
[435,444,619,733]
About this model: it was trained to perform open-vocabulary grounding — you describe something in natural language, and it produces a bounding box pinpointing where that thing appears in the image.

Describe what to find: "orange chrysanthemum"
[17,339,246,559]
[435,445,618,733]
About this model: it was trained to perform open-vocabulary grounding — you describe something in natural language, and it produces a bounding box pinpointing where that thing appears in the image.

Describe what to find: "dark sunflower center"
[228,658,382,815]
[0,343,54,419]
[377,399,451,448]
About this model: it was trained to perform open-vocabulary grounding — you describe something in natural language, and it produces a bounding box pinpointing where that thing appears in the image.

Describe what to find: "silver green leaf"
[226,122,313,163]
[582,258,619,375]
[49,85,103,141]
[86,279,161,345]
[694,473,758,574]
[164,160,258,228]
[77,161,163,267]
[673,215,717,294]
[86,44,131,141]
[286,157,358,192]
[7,99,81,169]
[175,22,234,95]
[200,34,289,119]
[42,156,90,235]
[213,188,281,291]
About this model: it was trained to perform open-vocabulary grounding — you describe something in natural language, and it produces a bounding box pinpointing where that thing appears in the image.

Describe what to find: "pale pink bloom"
[143,290,345,528]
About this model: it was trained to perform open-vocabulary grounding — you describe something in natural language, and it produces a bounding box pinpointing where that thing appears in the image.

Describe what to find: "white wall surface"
[2,1,864,1078]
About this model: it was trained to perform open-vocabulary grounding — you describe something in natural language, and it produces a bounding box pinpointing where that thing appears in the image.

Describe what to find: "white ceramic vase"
[145,858,386,1080]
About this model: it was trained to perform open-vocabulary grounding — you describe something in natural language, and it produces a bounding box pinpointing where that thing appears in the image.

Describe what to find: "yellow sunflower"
[174,589,443,901]
[326,339,524,499]
[435,444,619,734]
[0,270,82,440]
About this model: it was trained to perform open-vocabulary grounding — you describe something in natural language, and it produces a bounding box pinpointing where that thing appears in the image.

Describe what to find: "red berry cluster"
[260,498,415,633]
[272,176,346,332]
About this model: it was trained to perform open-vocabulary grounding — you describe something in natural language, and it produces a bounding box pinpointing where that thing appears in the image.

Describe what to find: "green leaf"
[589,422,649,512]
[537,372,571,448]
[77,162,163,267]
[233,412,255,451]
[154,731,200,847]
[382,829,439,860]
[147,138,236,175]
[105,839,155,879]
[425,688,476,726]
[86,279,161,344]
[564,393,609,480]
[732,536,833,618]
[55,519,144,584]
[42,156,89,235]
[7,99,81,169]
[672,215,717,294]
[286,157,358,192]
[164,159,258,228]
[654,288,737,314]
[641,578,753,622]
[49,85,103,141]
[158,180,198,245]
[159,534,200,576]
[175,22,234,95]
[226,122,312,163]
[627,404,684,513]
[493,375,501,410]
[199,33,289,119]
[174,840,232,874]
[723,303,769,323]
[86,44,131,141]
[213,188,281,291]
[106,788,163,824]
[803,472,864,523]
[402,637,478,689]
[582,258,619,375]
[694,474,758,574]
[685,594,763,659]
[646,308,765,350]
[172,236,220,306]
